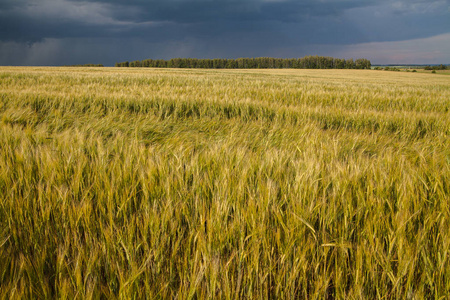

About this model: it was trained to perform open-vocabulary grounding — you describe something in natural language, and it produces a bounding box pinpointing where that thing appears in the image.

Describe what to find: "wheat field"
[0,67,449,299]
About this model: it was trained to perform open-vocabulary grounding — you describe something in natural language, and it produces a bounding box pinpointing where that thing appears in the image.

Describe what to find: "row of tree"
[424,65,448,70]
[115,56,371,69]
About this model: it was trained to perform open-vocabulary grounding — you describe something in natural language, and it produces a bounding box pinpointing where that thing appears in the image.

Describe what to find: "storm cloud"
[1,0,449,65]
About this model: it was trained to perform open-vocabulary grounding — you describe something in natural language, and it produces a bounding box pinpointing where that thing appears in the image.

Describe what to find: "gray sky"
[1,0,449,66]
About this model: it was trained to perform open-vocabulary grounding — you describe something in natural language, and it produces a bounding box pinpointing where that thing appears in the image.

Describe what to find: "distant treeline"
[424,64,448,70]
[63,64,104,67]
[115,56,371,69]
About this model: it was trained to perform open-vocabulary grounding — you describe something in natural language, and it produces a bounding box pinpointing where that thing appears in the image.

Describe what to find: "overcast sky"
[1,0,449,66]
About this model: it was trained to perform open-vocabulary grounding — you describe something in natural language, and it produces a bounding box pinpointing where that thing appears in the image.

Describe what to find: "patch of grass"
[1,67,449,298]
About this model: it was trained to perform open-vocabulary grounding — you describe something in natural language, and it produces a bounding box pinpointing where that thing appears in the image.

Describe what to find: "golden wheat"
[0,67,449,299]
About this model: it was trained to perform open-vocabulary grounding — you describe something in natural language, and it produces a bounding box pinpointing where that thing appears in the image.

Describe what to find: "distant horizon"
[371,63,450,66]
[1,61,449,68]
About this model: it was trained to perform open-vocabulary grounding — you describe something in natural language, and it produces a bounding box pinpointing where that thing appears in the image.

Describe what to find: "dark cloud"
[74,0,381,23]
[0,0,449,65]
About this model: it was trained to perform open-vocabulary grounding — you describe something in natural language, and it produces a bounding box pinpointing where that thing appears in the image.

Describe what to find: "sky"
[0,0,449,66]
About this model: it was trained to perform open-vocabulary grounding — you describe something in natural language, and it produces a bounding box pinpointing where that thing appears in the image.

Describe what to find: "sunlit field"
[1,67,449,298]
